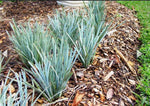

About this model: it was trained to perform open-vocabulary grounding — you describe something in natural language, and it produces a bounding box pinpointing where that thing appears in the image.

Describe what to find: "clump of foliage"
[68,17,108,67]
[8,20,52,67]
[26,38,78,101]
[8,1,109,103]
[48,10,81,46]
[0,71,35,106]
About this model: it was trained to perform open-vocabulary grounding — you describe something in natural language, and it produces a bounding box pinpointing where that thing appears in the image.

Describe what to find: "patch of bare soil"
[0,1,141,106]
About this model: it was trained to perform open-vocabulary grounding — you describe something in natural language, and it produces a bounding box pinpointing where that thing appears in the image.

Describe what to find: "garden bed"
[0,1,141,105]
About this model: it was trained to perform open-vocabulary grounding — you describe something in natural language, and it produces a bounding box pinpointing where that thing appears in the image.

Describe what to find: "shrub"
[8,20,52,67]
[25,38,78,101]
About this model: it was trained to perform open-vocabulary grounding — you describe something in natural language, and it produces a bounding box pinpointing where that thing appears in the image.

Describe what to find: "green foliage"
[118,1,150,105]
[0,52,4,73]
[0,71,35,106]
[8,20,52,67]
[48,10,81,46]
[86,1,106,35]
[26,38,78,101]
[68,18,108,67]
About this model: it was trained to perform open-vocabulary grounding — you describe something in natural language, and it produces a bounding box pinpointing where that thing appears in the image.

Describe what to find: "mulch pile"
[0,1,141,106]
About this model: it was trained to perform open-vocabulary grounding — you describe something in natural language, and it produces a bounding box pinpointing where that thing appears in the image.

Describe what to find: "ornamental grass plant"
[7,1,109,103]
[0,71,35,106]
[48,10,81,46]
[68,17,109,67]
[8,20,52,67]
[25,38,78,101]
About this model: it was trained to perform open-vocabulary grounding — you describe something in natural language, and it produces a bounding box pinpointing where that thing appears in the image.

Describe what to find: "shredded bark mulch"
[0,1,141,106]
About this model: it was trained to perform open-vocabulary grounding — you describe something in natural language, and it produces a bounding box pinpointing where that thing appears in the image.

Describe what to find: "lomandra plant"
[7,20,52,67]
[68,17,109,67]
[48,10,81,46]
[0,71,35,106]
[26,38,78,102]
[87,1,106,34]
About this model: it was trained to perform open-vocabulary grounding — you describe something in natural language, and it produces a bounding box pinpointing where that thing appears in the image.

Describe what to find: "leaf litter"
[0,1,141,106]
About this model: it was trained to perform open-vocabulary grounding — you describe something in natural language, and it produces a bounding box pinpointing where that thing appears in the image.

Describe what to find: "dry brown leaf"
[106,88,114,99]
[72,91,85,106]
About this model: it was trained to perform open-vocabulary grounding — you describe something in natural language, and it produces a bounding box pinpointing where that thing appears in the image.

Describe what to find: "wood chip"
[76,71,84,78]
[104,71,114,81]
[114,47,136,75]
[128,79,136,85]
[119,99,125,106]
[106,88,114,99]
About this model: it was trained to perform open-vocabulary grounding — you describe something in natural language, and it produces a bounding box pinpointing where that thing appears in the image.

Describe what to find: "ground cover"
[0,1,143,105]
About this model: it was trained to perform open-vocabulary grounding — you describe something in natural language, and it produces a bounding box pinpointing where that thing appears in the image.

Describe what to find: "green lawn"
[118,1,150,105]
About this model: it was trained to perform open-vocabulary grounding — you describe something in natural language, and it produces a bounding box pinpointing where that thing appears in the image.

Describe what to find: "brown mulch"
[0,1,141,106]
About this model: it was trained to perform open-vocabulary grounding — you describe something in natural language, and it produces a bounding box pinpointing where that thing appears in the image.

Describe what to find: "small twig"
[72,68,78,84]
[114,47,136,75]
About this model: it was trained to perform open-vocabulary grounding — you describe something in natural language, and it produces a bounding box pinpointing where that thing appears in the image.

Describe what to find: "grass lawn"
[118,1,150,105]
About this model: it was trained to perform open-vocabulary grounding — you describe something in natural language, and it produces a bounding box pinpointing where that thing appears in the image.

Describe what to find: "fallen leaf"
[106,88,114,99]
[104,71,114,81]
[72,91,85,106]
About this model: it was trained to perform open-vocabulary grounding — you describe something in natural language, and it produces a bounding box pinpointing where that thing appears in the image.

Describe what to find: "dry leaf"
[106,88,114,99]
[72,91,85,106]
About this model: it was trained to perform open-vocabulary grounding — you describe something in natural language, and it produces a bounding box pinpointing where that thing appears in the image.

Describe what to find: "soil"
[0,1,141,106]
